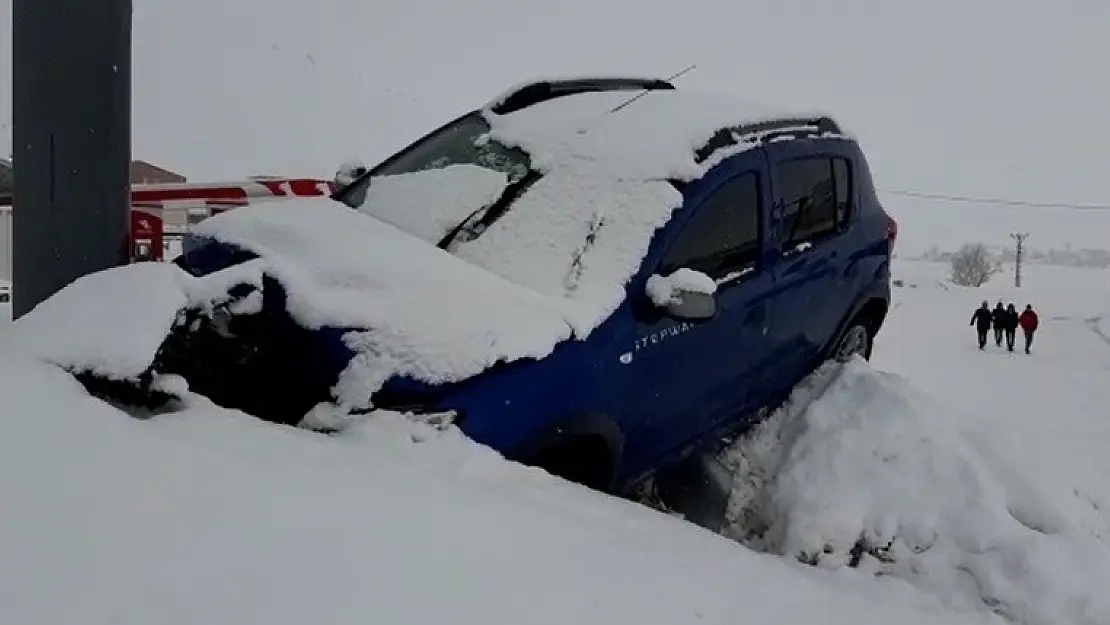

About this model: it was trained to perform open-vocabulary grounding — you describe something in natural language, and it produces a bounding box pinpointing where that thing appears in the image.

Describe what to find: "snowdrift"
[0,352,992,625]
[720,355,1110,624]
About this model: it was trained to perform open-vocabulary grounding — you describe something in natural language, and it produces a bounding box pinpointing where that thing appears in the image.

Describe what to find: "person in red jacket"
[1018,304,1039,354]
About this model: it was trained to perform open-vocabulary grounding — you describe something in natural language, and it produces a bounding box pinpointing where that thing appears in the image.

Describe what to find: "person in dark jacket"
[1003,303,1020,351]
[970,300,992,349]
[1019,304,1040,354]
[990,300,1006,347]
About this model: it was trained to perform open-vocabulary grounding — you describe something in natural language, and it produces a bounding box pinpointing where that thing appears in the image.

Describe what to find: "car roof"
[481,82,847,182]
[482,75,677,114]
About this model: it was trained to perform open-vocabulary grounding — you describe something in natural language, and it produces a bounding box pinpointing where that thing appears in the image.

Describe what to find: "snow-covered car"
[26,76,896,496]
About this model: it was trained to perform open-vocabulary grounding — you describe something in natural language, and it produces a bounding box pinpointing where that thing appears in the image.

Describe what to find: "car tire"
[531,436,614,493]
[830,317,873,363]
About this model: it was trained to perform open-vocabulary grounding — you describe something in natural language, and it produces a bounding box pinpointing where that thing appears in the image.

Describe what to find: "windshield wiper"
[436,169,542,250]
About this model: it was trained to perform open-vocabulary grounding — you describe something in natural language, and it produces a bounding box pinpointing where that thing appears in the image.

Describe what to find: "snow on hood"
[358,163,509,244]
[189,198,580,412]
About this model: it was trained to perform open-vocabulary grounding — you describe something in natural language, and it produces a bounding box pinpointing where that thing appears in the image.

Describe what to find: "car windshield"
[334,112,538,249]
[374,112,532,183]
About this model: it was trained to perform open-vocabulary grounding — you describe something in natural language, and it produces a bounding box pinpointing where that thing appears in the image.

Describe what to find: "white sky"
[3,0,1110,252]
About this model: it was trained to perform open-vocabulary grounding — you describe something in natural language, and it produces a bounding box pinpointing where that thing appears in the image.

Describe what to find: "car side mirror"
[646,269,717,321]
[334,159,370,209]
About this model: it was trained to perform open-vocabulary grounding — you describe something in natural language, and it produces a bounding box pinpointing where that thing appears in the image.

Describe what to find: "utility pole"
[1011,232,1029,288]
[11,0,133,318]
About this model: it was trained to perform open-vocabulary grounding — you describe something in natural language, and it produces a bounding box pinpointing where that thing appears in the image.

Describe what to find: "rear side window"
[777,156,852,247]
[659,172,762,281]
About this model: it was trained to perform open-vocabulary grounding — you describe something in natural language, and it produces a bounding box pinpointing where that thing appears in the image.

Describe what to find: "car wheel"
[831,320,872,363]
[531,436,614,493]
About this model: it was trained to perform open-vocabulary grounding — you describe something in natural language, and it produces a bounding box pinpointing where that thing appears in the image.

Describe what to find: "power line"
[878,188,1110,212]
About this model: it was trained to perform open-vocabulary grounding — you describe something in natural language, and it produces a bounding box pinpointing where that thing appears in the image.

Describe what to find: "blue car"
[124,76,896,497]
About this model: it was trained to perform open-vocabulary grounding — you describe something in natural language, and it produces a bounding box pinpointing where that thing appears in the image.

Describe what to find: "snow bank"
[722,358,1110,625]
[4,262,189,379]
[0,351,995,625]
[877,260,1110,547]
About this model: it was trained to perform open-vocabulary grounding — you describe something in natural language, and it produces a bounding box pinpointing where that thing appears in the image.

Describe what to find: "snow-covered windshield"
[375,113,532,183]
[335,112,535,244]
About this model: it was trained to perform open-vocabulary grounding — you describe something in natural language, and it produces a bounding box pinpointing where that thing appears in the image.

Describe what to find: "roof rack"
[694,116,843,163]
[487,76,676,115]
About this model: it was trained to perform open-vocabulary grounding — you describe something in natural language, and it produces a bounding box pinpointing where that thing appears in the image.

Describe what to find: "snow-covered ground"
[5,0,1110,620]
[717,260,1110,624]
[2,259,1109,625]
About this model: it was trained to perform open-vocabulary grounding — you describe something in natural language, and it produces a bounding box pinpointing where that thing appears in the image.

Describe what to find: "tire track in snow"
[1041,313,1110,354]
[1085,316,1110,348]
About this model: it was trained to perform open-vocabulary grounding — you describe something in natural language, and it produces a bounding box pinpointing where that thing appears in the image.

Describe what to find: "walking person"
[1019,304,1039,354]
[1003,303,1019,352]
[991,300,1006,347]
[970,300,993,350]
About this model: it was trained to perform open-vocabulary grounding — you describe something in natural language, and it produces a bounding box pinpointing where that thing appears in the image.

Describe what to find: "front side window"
[659,172,762,281]
[777,156,853,247]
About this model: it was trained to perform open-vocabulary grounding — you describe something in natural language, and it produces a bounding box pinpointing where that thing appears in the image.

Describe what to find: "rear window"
[776,156,852,246]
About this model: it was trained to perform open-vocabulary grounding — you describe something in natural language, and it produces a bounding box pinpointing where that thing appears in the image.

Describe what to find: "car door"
[763,139,858,384]
[615,157,778,469]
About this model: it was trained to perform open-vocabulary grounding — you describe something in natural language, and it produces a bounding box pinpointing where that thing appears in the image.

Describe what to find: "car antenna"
[574,64,697,136]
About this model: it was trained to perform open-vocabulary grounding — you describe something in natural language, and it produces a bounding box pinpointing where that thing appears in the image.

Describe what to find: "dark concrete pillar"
[12,0,133,318]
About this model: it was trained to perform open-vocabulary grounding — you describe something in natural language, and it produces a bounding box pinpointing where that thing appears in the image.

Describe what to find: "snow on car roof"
[484,87,838,181]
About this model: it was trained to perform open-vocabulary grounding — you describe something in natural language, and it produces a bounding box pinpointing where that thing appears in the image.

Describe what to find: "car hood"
[187,197,584,411]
